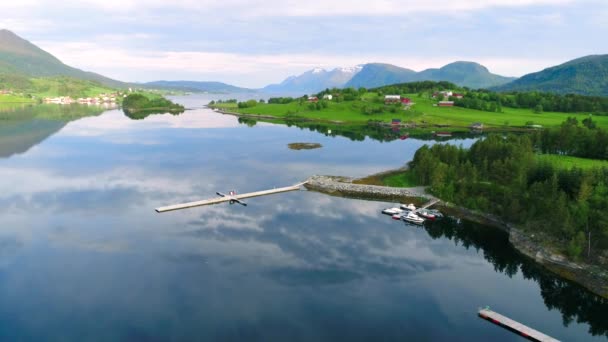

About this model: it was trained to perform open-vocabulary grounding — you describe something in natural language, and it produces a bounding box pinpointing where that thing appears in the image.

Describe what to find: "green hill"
[416,62,516,89]
[345,62,514,89]
[494,55,608,96]
[345,63,417,89]
[0,29,126,88]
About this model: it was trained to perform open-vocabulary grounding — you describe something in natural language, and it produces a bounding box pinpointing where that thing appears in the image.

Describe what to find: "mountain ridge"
[0,29,126,88]
[142,80,255,93]
[492,55,608,96]
[266,61,516,94]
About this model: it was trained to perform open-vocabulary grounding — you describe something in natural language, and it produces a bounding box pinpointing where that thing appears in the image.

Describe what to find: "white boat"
[400,203,416,211]
[416,209,437,221]
[402,212,425,225]
[382,207,404,215]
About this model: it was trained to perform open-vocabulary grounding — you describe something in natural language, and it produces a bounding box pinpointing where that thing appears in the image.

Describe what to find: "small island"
[122,93,185,119]
[288,142,323,150]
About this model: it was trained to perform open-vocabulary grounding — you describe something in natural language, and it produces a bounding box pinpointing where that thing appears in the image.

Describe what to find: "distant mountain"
[493,55,608,96]
[345,63,416,89]
[0,29,125,88]
[346,62,514,89]
[142,80,254,93]
[415,62,516,89]
[263,66,363,93]
[266,62,514,94]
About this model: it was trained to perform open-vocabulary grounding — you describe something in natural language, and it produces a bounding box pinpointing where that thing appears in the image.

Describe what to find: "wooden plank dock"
[478,308,560,342]
[155,182,307,213]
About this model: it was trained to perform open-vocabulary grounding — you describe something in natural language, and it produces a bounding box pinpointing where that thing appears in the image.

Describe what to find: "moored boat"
[382,207,404,215]
[417,209,437,221]
[402,211,425,225]
[400,203,416,211]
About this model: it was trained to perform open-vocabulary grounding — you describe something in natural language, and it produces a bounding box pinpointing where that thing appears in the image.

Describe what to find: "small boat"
[402,212,425,225]
[400,203,416,211]
[427,209,444,219]
[417,209,437,221]
[382,207,404,215]
[392,214,403,220]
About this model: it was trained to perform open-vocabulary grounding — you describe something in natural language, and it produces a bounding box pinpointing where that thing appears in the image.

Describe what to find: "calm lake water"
[0,95,606,341]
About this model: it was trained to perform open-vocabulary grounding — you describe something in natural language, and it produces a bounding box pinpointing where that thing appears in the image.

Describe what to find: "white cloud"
[35,39,568,86]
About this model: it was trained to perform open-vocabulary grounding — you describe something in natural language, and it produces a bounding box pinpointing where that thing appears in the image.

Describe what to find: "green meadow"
[537,154,608,170]
[213,93,608,129]
[0,94,35,103]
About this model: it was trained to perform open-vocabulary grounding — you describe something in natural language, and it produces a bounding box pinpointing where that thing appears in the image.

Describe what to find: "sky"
[1,0,607,87]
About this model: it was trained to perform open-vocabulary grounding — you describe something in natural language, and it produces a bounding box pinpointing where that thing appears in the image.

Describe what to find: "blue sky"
[1,0,607,87]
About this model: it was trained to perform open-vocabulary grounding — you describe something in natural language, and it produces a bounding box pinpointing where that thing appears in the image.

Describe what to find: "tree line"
[410,134,608,261]
[454,90,608,114]
[534,117,608,160]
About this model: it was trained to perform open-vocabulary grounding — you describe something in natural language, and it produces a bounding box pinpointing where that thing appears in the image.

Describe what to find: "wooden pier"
[478,308,560,342]
[155,182,307,213]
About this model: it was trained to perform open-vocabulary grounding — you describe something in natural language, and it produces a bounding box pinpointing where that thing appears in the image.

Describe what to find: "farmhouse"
[385,95,401,104]
[438,101,454,107]
[322,94,333,100]
[452,93,464,99]
[433,90,453,99]
[307,96,319,102]
[401,98,412,104]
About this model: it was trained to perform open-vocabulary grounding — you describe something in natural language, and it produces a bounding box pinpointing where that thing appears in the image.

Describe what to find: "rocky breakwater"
[304,175,433,204]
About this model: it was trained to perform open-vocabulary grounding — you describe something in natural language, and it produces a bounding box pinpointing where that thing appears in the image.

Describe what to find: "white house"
[385,95,401,103]
[322,94,333,100]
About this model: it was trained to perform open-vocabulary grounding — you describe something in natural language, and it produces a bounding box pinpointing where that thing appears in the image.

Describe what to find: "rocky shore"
[304,175,608,299]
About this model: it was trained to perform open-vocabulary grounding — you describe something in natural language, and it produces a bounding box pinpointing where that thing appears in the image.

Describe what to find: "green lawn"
[29,77,116,98]
[537,154,608,169]
[212,93,608,130]
[0,94,35,103]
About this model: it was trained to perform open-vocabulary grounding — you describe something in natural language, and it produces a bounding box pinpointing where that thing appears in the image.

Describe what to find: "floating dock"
[478,308,560,342]
[155,182,307,213]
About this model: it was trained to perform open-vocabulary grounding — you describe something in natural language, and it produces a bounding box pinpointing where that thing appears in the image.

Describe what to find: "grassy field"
[0,94,35,103]
[537,154,608,169]
[213,93,608,129]
[30,77,115,98]
[354,169,419,188]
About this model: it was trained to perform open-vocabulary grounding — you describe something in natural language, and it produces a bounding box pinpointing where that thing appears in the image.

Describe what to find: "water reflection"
[424,218,608,338]
[0,104,105,158]
[238,116,483,143]
[0,97,605,341]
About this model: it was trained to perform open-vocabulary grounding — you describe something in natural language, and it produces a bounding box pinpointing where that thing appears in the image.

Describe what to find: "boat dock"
[155,182,307,213]
[419,198,441,210]
[478,308,560,342]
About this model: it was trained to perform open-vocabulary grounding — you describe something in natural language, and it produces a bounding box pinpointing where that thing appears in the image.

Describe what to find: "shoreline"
[212,107,547,132]
[304,174,608,299]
